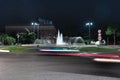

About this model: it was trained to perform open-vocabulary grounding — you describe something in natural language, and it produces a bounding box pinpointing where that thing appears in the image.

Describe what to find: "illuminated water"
[56,30,65,45]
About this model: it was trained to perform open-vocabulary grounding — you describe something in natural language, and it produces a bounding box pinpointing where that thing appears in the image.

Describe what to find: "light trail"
[93,58,120,63]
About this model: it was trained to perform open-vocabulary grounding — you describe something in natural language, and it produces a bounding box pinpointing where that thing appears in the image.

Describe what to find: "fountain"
[69,37,85,45]
[39,30,80,53]
[34,30,65,45]
[56,30,65,45]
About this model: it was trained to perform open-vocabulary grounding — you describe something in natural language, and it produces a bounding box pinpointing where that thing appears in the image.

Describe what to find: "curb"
[0,50,10,52]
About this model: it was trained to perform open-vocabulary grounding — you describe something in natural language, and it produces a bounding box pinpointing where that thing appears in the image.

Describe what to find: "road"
[0,52,120,80]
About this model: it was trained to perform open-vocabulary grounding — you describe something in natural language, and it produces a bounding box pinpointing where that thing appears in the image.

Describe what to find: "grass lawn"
[1,45,119,53]
[79,47,118,52]
[1,46,38,52]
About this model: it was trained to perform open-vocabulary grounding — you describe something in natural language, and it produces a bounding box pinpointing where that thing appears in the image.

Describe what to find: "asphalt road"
[0,52,120,80]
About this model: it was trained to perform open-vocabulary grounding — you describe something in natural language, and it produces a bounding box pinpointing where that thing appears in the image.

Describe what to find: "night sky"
[0,0,120,35]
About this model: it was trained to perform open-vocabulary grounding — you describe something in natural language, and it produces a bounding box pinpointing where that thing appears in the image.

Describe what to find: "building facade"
[5,24,57,43]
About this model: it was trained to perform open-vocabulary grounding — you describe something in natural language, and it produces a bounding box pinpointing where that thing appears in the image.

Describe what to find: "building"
[5,24,57,43]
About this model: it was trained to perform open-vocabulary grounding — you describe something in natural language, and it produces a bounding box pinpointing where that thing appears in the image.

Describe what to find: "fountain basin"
[39,47,80,53]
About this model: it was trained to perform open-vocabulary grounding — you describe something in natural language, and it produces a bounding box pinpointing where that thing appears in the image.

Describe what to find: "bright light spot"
[31,22,34,25]
[93,58,120,63]
[31,22,39,25]
[85,22,93,26]
[85,23,89,26]
[90,22,93,25]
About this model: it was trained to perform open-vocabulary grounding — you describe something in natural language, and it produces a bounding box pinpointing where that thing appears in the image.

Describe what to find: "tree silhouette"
[105,25,118,45]
[17,28,36,44]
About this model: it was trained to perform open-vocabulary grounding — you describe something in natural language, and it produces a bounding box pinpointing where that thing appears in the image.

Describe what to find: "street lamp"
[85,22,93,40]
[16,34,20,44]
[31,22,39,39]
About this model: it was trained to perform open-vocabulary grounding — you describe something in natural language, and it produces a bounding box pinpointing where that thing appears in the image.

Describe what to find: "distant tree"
[0,34,7,45]
[25,28,36,44]
[0,34,16,45]
[105,25,118,45]
[5,36,16,45]
[105,27,113,45]
[18,28,35,44]
[17,33,26,44]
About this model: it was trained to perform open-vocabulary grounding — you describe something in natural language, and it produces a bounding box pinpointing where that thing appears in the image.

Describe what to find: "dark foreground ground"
[0,52,120,80]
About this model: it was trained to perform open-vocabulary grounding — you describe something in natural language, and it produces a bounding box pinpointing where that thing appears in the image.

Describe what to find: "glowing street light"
[85,22,93,40]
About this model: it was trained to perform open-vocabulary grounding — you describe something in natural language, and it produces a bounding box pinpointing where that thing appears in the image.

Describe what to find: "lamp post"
[31,22,39,39]
[36,23,40,39]
[85,22,93,40]
[16,34,20,45]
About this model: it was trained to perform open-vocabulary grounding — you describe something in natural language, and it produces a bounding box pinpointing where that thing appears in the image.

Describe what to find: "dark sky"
[0,0,120,34]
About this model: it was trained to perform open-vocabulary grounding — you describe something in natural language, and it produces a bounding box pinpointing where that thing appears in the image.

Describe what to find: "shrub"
[0,34,16,45]
[5,36,16,45]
